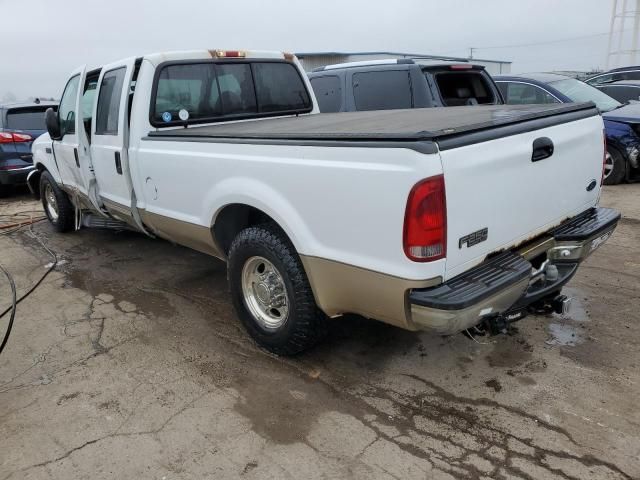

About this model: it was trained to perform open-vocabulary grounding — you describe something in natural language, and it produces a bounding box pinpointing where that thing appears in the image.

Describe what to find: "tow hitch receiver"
[482,294,572,335]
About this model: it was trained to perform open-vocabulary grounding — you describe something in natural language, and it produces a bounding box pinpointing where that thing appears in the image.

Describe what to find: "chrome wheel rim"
[44,184,59,221]
[604,152,614,180]
[241,256,289,330]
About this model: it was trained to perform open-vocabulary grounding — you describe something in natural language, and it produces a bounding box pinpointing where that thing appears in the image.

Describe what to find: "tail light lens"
[0,132,33,144]
[403,175,447,262]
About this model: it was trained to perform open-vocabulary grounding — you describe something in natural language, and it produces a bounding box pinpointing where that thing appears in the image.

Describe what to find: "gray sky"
[0,0,619,101]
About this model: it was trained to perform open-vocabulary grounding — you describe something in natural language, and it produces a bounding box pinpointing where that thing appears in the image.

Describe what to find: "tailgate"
[439,112,604,280]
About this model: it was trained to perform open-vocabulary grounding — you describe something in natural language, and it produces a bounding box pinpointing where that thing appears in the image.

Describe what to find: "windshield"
[548,78,621,112]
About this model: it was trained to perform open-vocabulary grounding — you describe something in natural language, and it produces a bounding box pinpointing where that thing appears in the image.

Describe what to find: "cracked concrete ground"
[0,185,638,480]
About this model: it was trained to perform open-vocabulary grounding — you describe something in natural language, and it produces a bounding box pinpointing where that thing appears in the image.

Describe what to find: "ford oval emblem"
[586,179,597,191]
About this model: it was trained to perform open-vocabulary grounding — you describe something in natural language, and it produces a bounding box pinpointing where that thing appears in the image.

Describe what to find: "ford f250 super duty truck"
[29,49,620,355]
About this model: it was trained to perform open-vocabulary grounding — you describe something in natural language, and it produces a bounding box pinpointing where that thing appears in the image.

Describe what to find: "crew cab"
[308,59,503,112]
[29,49,619,355]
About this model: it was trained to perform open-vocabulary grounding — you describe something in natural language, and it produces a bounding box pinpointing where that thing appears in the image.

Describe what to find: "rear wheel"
[603,147,626,185]
[40,171,75,232]
[0,185,11,198]
[227,224,327,355]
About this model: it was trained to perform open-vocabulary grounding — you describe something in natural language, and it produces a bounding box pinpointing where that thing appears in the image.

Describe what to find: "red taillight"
[0,132,32,143]
[449,64,473,70]
[601,131,607,186]
[12,133,32,142]
[403,175,447,262]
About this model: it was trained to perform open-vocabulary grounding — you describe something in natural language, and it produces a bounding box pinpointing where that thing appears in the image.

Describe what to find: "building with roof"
[295,51,511,75]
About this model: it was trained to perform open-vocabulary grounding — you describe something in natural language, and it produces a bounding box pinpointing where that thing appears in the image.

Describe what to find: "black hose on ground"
[0,263,17,355]
[0,220,58,355]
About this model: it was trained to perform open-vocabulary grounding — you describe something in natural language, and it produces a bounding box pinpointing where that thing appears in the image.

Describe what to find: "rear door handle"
[532,137,554,162]
[73,148,80,168]
[115,151,123,175]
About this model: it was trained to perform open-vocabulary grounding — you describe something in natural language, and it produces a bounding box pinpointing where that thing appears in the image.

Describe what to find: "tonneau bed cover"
[147,103,598,150]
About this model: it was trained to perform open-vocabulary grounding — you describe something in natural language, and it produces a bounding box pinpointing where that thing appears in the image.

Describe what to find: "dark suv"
[0,100,57,195]
[308,59,503,113]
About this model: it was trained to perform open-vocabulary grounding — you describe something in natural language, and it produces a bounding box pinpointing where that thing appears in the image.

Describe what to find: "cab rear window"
[151,61,312,127]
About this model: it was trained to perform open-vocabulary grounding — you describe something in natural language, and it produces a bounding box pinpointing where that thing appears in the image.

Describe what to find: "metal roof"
[495,72,571,83]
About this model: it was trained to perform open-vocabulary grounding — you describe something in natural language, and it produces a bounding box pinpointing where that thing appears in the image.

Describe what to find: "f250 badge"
[459,228,488,249]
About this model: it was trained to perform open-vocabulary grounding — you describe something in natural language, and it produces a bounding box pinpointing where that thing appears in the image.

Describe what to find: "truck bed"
[147,103,598,151]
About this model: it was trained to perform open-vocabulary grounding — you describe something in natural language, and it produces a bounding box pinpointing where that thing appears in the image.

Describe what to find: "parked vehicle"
[495,73,640,184]
[585,65,640,87]
[30,49,618,354]
[0,100,57,196]
[308,59,503,112]
[594,80,640,104]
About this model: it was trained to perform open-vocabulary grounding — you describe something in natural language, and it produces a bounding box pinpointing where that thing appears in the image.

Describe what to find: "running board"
[81,213,132,231]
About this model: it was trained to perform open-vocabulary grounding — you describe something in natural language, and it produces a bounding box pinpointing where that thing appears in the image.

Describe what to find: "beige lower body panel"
[139,209,224,258]
[300,255,441,330]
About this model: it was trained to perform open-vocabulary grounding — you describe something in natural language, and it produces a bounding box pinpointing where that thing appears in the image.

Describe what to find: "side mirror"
[45,108,61,140]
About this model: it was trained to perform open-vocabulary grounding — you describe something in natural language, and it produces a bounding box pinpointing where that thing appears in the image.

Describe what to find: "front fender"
[604,119,640,168]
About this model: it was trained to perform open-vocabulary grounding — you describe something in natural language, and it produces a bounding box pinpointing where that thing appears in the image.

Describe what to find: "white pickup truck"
[30,49,619,354]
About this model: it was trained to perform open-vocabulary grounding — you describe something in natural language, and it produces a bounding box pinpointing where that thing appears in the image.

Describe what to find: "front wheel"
[603,147,627,185]
[227,224,327,355]
[40,171,75,232]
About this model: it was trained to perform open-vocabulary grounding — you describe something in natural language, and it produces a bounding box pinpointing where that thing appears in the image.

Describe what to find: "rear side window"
[310,76,342,112]
[151,61,312,127]
[599,85,640,103]
[352,70,412,111]
[5,108,51,130]
[96,67,126,135]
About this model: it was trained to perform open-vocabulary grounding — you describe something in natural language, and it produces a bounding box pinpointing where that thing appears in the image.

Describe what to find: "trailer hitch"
[480,294,572,336]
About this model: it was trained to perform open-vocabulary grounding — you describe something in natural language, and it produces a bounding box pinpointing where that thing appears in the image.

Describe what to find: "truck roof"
[142,49,295,66]
[147,103,596,151]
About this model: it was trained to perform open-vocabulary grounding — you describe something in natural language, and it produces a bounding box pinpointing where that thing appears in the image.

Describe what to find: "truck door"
[52,66,90,198]
[90,58,137,221]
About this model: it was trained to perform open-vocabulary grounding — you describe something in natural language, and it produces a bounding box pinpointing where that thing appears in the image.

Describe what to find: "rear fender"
[208,177,314,256]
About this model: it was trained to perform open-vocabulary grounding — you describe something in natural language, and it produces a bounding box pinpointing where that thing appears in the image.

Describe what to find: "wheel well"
[28,164,47,199]
[213,204,285,254]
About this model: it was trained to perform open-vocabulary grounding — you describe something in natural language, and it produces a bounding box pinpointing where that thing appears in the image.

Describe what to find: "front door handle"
[532,137,554,162]
[115,151,123,175]
[73,148,80,168]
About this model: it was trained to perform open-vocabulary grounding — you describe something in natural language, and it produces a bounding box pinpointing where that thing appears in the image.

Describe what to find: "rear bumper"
[408,207,620,334]
[0,165,35,186]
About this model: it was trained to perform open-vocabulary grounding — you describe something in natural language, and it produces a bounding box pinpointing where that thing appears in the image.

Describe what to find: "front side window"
[352,70,412,111]
[58,75,80,137]
[500,82,560,105]
[310,75,342,113]
[151,61,312,126]
[96,67,126,135]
